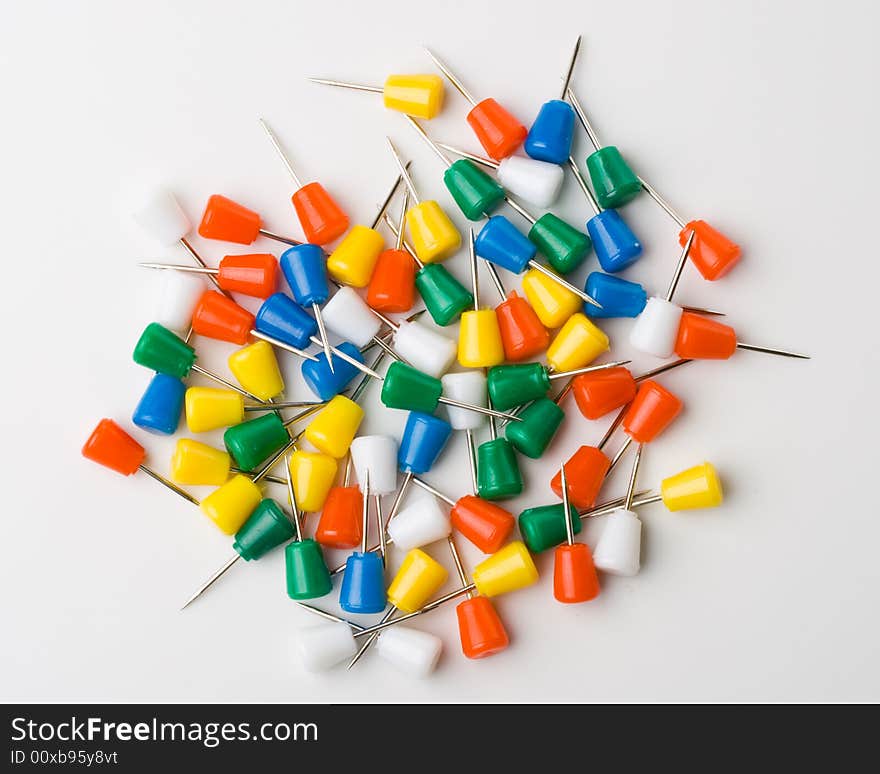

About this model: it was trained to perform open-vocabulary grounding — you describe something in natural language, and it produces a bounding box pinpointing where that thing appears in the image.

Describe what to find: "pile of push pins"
[82,38,808,677]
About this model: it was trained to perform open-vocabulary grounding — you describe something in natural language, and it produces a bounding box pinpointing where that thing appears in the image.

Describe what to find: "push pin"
[566,87,642,209]
[307,73,444,119]
[674,312,809,361]
[367,188,416,313]
[338,471,387,614]
[524,36,580,165]
[522,461,724,554]
[553,465,600,603]
[313,454,363,549]
[567,155,642,273]
[545,312,611,373]
[366,307,457,378]
[198,194,303,247]
[184,385,323,433]
[458,229,504,368]
[259,118,349,245]
[440,371,488,495]
[476,394,523,501]
[228,340,286,403]
[279,242,337,369]
[642,175,741,281]
[424,47,527,160]
[608,380,684,468]
[584,271,725,320]
[483,262,550,361]
[593,443,645,577]
[138,254,280,299]
[386,137,462,264]
[288,448,339,513]
[83,419,200,506]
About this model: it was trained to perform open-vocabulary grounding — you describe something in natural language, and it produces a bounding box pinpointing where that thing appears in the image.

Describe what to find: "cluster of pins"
[83,36,808,678]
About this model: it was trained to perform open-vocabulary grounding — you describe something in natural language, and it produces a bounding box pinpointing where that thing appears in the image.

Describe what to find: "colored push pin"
[424,47,527,160]
[483,262,550,361]
[569,359,692,422]
[132,188,231,298]
[630,231,697,358]
[486,358,628,412]
[381,212,474,327]
[440,371,487,494]
[133,322,270,403]
[351,541,540,640]
[504,393,566,460]
[288,448,339,513]
[279,243,336,370]
[525,36,580,165]
[283,457,333,601]
[367,307,457,379]
[476,395,523,501]
[184,385,322,433]
[170,438,233,486]
[314,455,363,549]
[611,380,684,465]
[307,73,444,119]
[546,313,611,373]
[222,402,328,473]
[522,461,724,553]
[132,373,187,436]
[583,272,726,320]
[390,411,453,521]
[593,443,645,577]
[553,465,600,604]
[295,603,442,676]
[259,118,349,245]
[346,545,449,670]
[474,199,599,301]
[198,194,302,247]
[446,534,509,659]
[567,155,642,273]
[412,477,516,556]
[566,87,641,209]
[458,229,504,368]
[640,176,741,281]
[300,341,366,401]
[138,254,280,299]
[326,167,408,288]
[433,139,565,210]
[339,471,387,614]
[674,312,809,361]
[386,137,462,264]
[228,340,285,403]
[520,267,582,329]
[367,188,416,313]
[83,419,200,506]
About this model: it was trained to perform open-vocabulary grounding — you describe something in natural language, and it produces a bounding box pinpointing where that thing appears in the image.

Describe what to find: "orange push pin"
[553,465,600,603]
[674,312,809,361]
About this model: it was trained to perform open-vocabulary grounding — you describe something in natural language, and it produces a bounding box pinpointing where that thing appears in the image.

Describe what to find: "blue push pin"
[584,272,648,319]
[255,292,318,350]
[280,244,335,372]
[338,470,387,614]
[132,373,186,435]
[567,156,642,273]
[475,214,601,308]
[301,341,364,400]
[524,36,580,165]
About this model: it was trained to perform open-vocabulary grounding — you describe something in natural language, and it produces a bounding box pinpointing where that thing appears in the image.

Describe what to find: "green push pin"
[283,453,332,601]
[476,393,523,501]
[504,397,565,459]
[382,212,473,327]
[566,87,641,210]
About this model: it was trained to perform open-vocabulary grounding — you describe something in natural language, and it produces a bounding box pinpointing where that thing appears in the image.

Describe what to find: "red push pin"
[553,465,600,604]
[82,419,199,505]
[139,254,280,299]
[314,455,364,549]
[424,47,527,160]
[612,380,684,464]
[483,258,550,362]
[367,187,416,313]
[259,118,349,245]
[198,194,302,247]
[674,312,809,361]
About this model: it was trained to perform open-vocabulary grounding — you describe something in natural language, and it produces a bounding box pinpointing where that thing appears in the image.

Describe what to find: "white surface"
[1,0,879,702]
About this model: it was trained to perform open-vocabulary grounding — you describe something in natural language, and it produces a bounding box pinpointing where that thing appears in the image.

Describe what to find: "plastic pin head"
[82,419,146,476]
[660,462,723,511]
[622,380,683,444]
[386,548,449,613]
[291,182,349,245]
[467,98,528,160]
[192,290,255,345]
[198,195,262,245]
[472,541,539,597]
[132,374,186,435]
[228,341,285,402]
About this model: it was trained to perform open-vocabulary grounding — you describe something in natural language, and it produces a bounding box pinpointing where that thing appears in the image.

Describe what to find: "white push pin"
[156,271,208,336]
[440,370,487,494]
[593,442,644,577]
[350,435,400,499]
[386,490,452,552]
[629,230,695,358]
[321,286,383,348]
[368,308,457,379]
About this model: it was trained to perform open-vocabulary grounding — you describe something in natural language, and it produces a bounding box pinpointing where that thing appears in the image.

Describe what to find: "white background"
[2,0,878,702]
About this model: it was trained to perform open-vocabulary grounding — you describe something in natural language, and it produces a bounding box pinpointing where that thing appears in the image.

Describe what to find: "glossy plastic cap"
[133,188,191,245]
[472,541,539,597]
[82,419,145,476]
[386,548,449,613]
[386,493,451,551]
[660,462,723,511]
